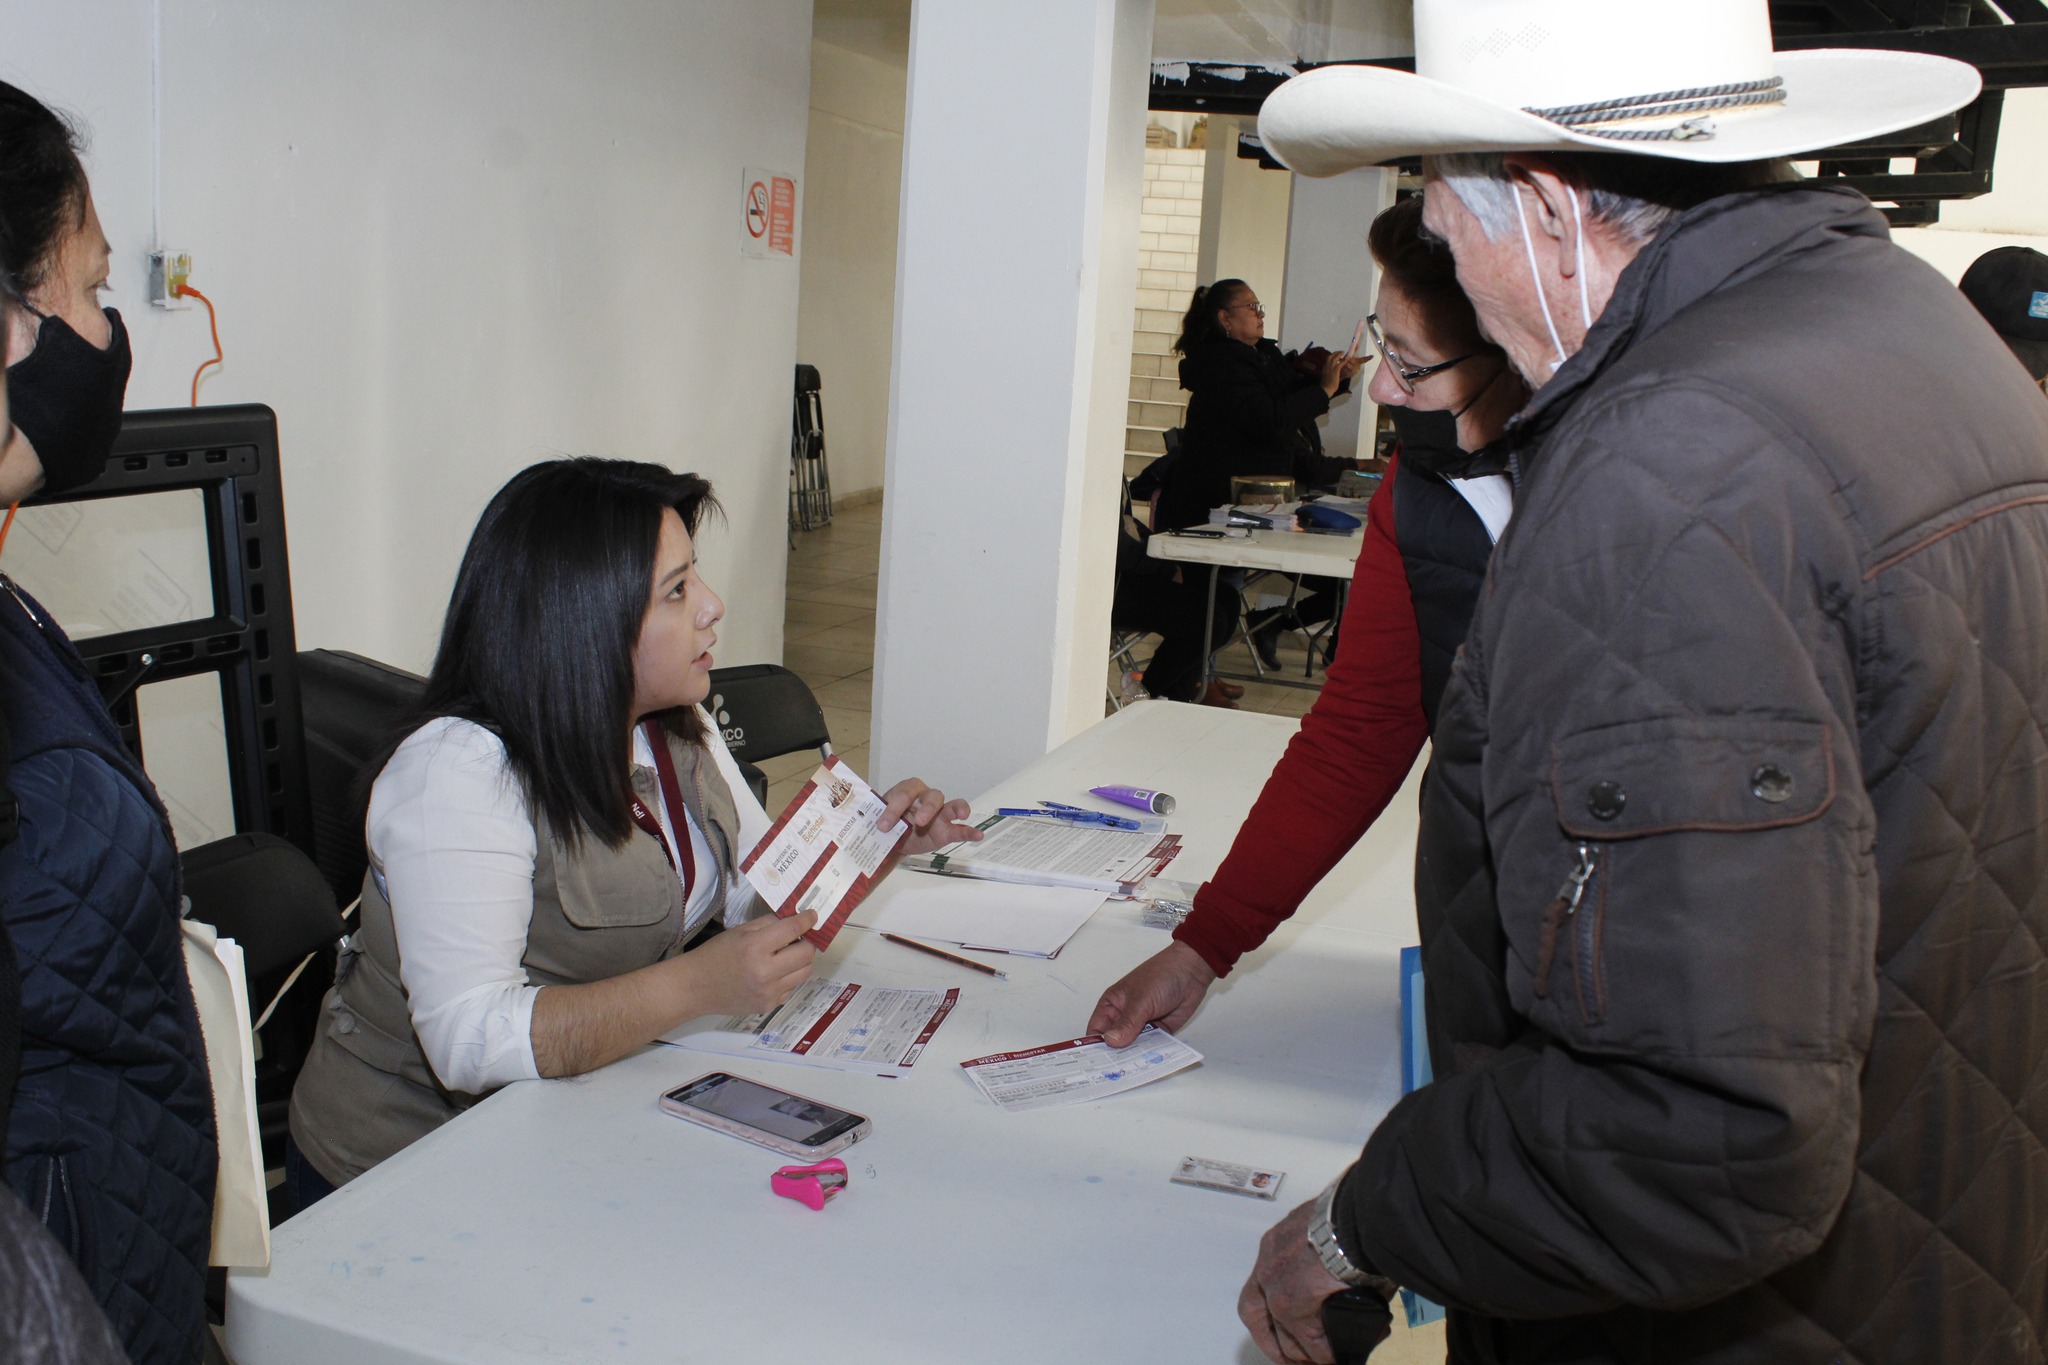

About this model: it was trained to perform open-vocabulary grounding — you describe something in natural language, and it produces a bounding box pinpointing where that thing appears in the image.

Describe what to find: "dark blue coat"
[0,574,216,1365]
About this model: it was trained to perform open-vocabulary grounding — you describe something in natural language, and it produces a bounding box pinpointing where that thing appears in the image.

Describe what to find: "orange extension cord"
[0,501,16,558]
[176,283,223,406]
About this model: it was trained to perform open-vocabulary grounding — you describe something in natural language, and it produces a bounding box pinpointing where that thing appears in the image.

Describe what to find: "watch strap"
[1307,1177,1398,1297]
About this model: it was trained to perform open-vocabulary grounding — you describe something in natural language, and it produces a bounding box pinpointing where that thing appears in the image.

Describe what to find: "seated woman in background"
[1153,279,1362,532]
[287,458,976,1202]
[1089,195,1526,1045]
[1155,280,1364,664]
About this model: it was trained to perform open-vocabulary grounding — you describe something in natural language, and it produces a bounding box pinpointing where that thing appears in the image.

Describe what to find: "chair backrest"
[16,405,318,855]
[705,664,832,768]
[297,649,427,902]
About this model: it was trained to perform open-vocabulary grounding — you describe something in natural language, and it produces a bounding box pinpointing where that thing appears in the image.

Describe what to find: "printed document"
[905,814,1181,895]
[958,1025,1201,1112]
[664,976,959,1079]
[742,758,904,948]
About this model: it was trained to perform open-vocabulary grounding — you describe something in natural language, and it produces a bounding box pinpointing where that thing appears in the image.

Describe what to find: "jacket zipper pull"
[1532,843,1598,1000]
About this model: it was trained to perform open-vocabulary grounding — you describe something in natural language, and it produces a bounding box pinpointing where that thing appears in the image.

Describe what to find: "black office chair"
[297,649,428,905]
[705,664,833,805]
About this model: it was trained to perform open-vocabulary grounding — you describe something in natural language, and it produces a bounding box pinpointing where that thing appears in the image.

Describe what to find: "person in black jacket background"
[1154,280,1362,532]
[1155,282,1363,665]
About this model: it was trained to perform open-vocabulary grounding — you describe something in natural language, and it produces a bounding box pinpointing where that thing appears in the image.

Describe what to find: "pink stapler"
[770,1158,848,1211]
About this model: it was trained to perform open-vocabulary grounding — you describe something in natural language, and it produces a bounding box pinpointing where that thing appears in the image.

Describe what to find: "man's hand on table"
[1087,941,1217,1048]
[1240,1197,1382,1365]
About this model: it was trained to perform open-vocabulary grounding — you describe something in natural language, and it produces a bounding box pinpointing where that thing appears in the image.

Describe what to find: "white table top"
[226,701,1423,1365]
[1147,525,1363,578]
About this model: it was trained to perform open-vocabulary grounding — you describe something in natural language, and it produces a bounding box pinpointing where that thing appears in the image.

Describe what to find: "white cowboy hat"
[1259,0,1983,175]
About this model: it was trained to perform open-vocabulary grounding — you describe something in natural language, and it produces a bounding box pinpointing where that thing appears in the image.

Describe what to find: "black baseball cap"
[1959,246,2048,380]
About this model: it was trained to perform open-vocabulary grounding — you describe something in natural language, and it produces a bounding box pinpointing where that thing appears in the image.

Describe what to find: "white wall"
[0,0,814,680]
[1198,115,1293,330]
[1279,167,1391,461]
[797,41,908,501]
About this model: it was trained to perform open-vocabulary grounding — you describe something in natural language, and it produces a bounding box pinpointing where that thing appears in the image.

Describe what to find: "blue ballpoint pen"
[992,802,1140,830]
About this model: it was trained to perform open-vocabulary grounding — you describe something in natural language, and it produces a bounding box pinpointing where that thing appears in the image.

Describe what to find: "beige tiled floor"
[775,504,1447,1365]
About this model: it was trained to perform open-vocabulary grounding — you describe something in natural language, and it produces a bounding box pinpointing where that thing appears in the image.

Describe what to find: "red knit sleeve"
[1174,458,1429,977]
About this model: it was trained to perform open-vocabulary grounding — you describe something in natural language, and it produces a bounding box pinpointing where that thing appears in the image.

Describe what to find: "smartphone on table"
[659,1071,871,1159]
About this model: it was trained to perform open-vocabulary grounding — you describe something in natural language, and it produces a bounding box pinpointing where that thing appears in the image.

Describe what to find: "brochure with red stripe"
[661,976,961,1079]
[741,757,906,949]
[958,1025,1201,1112]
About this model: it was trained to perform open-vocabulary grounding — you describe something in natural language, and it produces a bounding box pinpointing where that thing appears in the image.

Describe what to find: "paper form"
[907,815,1181,895]
[663,976,960,1078]
[957,1025,1202,1113]
[742,758,905,948]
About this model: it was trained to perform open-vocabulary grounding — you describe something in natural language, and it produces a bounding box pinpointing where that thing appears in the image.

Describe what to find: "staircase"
[1126,145,1206,485]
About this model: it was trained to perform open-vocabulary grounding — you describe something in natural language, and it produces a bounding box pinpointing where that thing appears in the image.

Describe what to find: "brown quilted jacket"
[1336,185,2048,1363]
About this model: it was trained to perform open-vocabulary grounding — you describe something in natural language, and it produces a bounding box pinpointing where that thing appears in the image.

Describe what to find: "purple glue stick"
[1090,785,1175,815]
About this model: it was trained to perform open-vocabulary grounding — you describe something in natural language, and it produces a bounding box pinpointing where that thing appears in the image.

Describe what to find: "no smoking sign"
[741,166,797,258]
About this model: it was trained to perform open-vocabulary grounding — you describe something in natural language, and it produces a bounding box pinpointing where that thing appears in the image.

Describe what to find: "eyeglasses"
[1365,314,1471,394]
[1229,300,1266,318]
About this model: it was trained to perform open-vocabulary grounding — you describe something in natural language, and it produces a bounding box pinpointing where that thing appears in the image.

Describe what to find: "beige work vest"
[288,724,760,1185]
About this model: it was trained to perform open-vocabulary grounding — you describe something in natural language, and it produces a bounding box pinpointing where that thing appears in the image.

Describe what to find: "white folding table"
[1146,526,1364,691]
[226,700,1422,1364]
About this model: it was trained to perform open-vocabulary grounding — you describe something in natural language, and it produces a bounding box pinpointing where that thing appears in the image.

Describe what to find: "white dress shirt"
[365,709,771,1094]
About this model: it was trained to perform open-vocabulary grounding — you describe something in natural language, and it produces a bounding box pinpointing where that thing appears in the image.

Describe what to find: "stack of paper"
[848,872,1108,959]
[903,814,1181,896]
[662,976,958,1079]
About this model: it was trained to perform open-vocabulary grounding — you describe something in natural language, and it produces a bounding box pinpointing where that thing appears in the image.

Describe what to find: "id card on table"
[958,1025,1201,1113]
[1171,1156,1284,1200]
[742,758,904,949]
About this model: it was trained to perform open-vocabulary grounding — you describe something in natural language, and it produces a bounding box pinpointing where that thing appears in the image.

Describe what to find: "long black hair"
[0,81,88,302]
[1173,278,1251,355]
[408,458,721,849]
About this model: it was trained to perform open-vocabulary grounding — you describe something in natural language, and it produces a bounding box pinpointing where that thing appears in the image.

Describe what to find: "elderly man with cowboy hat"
[1230,2,2048,1363]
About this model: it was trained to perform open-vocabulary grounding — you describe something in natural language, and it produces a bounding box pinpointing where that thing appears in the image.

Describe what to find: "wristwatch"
[1307,1177,1399,1297]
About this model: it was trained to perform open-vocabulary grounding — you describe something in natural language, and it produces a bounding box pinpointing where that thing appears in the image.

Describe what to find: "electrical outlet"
[148,250,192,309]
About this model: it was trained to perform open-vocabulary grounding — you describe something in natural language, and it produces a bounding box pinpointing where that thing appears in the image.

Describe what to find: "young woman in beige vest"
[286,459,976,1204]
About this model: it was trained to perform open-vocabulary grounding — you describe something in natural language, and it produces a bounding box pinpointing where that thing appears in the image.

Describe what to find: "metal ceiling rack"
[1150,1,2048,225]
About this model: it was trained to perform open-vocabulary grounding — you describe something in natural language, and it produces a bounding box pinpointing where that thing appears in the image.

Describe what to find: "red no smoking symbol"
[745,181,769,238]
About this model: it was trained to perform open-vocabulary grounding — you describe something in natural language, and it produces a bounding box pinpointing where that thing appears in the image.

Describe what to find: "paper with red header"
[662,976,959,1079]
[741,758,904,948]
[958,1025,1201,1113]
[905,813,1181,896]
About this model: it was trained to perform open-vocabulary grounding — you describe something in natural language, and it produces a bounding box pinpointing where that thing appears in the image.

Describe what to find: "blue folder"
[1398,946,1447,1330]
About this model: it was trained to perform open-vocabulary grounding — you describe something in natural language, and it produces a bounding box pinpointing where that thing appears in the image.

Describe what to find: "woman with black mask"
[0,94,129,506]
[0,81,219,1365]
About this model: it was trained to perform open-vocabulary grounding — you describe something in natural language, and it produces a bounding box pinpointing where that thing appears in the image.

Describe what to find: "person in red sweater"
[1089,197,1527,1046]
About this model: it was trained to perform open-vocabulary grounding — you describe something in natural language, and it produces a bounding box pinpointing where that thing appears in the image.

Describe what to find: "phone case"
[658,1074,872,1160]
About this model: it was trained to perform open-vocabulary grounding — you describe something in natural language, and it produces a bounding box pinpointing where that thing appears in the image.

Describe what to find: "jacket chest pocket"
[526,833,688,984]
[1538,716,1837,1026]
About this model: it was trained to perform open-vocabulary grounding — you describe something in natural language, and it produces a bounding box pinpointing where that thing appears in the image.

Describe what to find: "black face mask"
[7,306,132,495]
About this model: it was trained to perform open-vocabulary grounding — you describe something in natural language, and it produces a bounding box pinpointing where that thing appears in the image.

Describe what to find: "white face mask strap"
[1514,182,1568,372]
[1567,183,1592,329]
